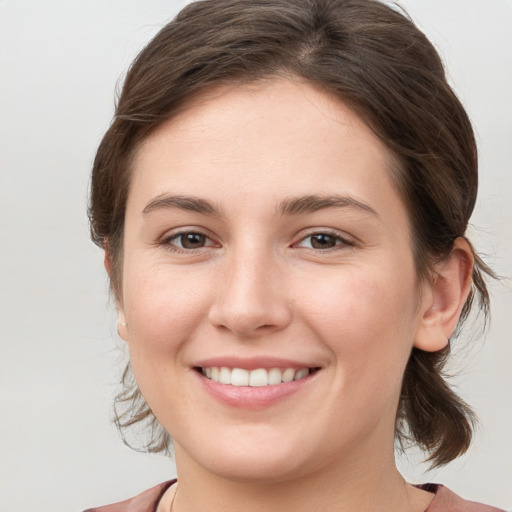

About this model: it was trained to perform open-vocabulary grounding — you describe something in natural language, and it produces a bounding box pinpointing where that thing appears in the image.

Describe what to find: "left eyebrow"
[278,194,379,217]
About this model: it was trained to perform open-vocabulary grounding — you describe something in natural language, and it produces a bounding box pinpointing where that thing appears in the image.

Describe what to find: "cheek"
[120,268,212,420]
[301,261,419,377]
[122,266,211,358]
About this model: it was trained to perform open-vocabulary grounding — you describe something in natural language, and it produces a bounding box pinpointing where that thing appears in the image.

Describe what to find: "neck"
[171,442,432,512]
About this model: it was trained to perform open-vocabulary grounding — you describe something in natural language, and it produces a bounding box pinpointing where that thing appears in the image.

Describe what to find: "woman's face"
[118,78,432,482]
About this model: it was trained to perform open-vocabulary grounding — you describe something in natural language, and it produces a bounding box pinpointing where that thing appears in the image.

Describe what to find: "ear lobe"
[117,310,129,341]
[414,238,474,352]
[104,250,129,341]
[104,250,113,277]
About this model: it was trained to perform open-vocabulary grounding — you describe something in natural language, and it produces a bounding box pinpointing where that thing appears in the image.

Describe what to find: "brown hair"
[89,0,494,467]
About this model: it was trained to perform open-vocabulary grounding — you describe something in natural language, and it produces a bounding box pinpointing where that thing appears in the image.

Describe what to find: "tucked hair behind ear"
[89,0,495,467]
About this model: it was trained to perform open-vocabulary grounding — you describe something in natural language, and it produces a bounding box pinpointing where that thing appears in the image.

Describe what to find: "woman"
[86,0,504,510]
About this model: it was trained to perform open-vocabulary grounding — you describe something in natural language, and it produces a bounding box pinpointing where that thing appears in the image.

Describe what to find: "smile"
[199,367,313,387]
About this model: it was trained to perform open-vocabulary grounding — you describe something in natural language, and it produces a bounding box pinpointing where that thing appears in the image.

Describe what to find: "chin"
[206,453,309,484]
[176,428,315,484]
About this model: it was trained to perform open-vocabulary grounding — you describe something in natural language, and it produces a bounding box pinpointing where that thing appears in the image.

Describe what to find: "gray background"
[1,1,511,510]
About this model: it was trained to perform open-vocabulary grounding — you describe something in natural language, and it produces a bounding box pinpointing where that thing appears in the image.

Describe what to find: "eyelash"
[161,230,218,253]
[160,229,355,253]
[293,231,355,251]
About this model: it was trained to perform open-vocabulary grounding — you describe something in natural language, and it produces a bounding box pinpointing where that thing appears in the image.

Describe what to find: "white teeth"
[268,368,282,385]
[294,368,310,380]
[249,368,268,387]
[219,367,231,385]
[282,368,295,383]
[230,368,249,386]
[202,366,313,386]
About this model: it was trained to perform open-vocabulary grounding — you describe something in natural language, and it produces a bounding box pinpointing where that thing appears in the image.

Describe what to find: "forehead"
[128,77,406,225]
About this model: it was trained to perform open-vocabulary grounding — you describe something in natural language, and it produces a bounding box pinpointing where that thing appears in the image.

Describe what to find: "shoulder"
[422,484,506,512]
[83,480,175,512]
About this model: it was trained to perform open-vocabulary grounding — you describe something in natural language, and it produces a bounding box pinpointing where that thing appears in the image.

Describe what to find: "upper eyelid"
[293,228,355,243]
[294,235,353,248]
[158,227,356,247]
[161,226,215,241]
[160,231,220,254]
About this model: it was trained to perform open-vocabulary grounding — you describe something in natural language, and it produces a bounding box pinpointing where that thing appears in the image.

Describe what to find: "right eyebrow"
[142,194,223,216]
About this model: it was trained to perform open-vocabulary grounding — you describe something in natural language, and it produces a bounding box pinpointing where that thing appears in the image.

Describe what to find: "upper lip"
[193,356,321,370]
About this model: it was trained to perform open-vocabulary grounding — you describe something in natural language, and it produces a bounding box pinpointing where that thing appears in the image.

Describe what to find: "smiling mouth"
[197,367,319,387]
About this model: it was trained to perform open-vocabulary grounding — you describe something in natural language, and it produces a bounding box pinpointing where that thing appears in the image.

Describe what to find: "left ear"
[414,237,474,352]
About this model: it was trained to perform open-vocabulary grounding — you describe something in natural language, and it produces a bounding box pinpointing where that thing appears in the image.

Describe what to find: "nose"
[208,247,293,339]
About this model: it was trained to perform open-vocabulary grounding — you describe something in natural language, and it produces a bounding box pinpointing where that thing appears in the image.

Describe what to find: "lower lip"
[194,370,318,409]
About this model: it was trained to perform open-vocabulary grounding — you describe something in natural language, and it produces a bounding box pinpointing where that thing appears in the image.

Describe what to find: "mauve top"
[83,480,506,512]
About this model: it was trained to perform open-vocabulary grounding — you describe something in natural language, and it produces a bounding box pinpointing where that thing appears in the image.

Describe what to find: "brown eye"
[296,232,353,251]
[309,234,338,249]
[166,231,213,250]
[179,232,207,249]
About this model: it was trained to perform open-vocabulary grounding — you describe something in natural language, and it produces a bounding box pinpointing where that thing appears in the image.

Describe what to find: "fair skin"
[112,78,473,512]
